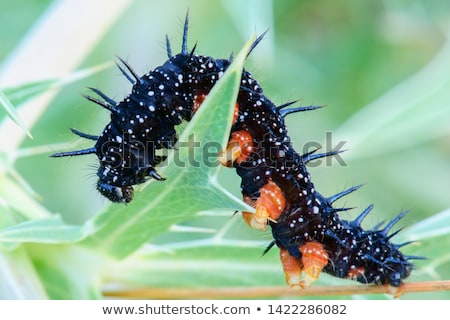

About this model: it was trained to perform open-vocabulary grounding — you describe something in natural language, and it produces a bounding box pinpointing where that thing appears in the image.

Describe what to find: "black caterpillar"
[52,14,419,288]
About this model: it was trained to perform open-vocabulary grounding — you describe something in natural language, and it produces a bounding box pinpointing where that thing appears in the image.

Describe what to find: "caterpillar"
[52,14,419,289]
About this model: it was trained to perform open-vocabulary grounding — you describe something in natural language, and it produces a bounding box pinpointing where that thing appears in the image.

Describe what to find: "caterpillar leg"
[279,242,329,288]
[299,242,329,287]
[218,130,253,167]
[242,181,286,230]
[279,248,303,287]
[387,284,406,299]
[346,266,366,282]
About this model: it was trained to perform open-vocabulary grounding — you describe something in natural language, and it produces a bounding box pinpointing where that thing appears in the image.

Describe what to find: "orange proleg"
[218,130,254,167]
[242,181,285,230]
[299,241,329,287]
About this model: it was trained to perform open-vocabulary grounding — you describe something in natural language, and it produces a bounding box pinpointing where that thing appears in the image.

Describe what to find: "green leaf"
[402,208,450,242]
[83,38,256,259]
[0,174,52,221]
[28,244,103,299]
[104,242,364,297]
[0,62,111,151]
[2,80,52,108]
[0,247,49,299]
[1,62,111,108]
[107,245,285,288]
[0,216,90,244]
[0,90,32,139]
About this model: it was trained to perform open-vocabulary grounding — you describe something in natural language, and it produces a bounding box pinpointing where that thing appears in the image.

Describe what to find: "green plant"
[1,0,449,300]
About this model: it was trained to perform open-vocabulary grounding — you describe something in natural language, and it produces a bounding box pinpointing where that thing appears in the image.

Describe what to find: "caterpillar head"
[97,181,134,203]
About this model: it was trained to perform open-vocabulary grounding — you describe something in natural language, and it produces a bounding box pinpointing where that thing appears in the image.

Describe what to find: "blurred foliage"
[1,0,449,299]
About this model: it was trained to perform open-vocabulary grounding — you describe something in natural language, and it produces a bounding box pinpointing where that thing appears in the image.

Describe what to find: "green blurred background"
[1,0,449,298]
